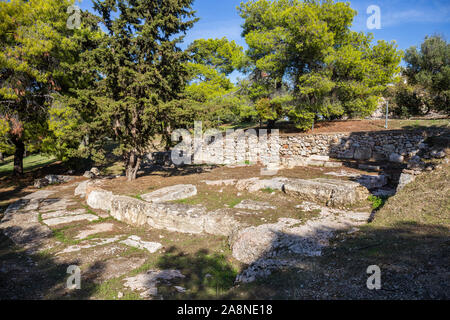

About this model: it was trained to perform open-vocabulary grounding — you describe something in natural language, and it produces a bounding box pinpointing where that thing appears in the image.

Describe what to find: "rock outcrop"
[87,189,241,236]
[141,184,197,203]
[283,178,369,207]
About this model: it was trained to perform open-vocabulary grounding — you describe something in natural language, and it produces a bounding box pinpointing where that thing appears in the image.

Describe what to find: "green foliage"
[0,0,99,173]
[368,195,387,211]
[185,37,248,126]
[0,118,14,155]
[403,35,449,115]
[188,37,246,75]
[237,0,403,129]
[76,0,198,180]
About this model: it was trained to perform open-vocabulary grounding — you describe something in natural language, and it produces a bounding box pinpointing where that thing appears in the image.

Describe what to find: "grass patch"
[261,187,275,193]
[0,154,56,176]
[368,195,387,210]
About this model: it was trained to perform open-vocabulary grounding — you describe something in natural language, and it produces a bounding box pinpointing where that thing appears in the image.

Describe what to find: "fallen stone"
[86,189,114,212]
[45,175,74,185]
[174,286,186,293]
[323,162,343,168]
[88,257,146,283]
[141,184,197,203]
[108,195,241,236]
[74,180,91,198]
[90,167,101,176]
[55,243,127,265]
[283,178,370,207]
[234,200,276,211]
[41,209,87,220]
[389,153,404,163]
[42,213,99,227]
[397,173,415,192]
[83,171,95,179]
[57,235,122,254]
[75,222,115,240]
[123,270,185,298]
[236,177,287,192]
[201,179,236,186]
[120,235,162,253]
[356,174,388,189]
[34,178,49,189]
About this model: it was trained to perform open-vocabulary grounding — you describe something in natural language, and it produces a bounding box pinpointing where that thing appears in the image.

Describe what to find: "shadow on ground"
[230,221,449,300]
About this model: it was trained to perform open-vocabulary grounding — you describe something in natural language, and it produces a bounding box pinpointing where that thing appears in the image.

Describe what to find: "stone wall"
[148,128,448,167]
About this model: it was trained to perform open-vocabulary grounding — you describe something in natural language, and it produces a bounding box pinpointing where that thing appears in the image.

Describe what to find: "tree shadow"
[154,247,237,299]
[0,228,103,300]
[230,221,450,299]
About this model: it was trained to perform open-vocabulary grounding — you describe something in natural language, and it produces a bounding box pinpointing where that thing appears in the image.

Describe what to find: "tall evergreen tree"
[87,0,197,180]
[238,0,403,129]
[0,0,93,175]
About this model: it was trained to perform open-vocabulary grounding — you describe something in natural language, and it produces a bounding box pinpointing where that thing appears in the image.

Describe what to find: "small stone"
[90,167,101,176]
[83,171,95,179]
[389,153,404,163]
[117,292,123,298]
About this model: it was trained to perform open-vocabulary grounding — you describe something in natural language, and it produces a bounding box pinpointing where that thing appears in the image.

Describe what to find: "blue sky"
[77,0,450,81]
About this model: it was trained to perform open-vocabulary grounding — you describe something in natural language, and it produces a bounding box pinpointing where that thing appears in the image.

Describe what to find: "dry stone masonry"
[149,128,447,168]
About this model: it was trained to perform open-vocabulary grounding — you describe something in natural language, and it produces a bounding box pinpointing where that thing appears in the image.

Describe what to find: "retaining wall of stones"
[149,128,448,167]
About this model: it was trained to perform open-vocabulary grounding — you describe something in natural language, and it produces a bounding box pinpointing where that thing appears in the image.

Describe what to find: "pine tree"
[87,0,198,180]
[0,0,92,175]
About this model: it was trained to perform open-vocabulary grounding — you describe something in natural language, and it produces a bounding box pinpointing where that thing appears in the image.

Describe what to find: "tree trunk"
[12,138,25,176]
[267,119,276,129]
[125,151,142,181]
[0,152,3,162]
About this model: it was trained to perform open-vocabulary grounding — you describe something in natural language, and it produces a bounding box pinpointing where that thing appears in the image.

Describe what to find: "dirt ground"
[280,119,449,134]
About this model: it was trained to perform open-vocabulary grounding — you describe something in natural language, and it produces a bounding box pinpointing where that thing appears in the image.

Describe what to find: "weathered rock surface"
[86,189,115,212]
[108,194,241,236]
[34,175,74,189]
[231,204,371,270]
[356,174,388,189]
[283,178,369,207]
[75,222,115,240]
[123,270,185,298]
[389,153,404,163]
[42,213,98,227]
[141,184,197,203]
[74,180,91,198]
[236,177,287,192]
[397,173,416,192]
[234,200,276,211]
[0,190,56,253]
[201,179,236,186]
[57,235,122,254]
[120,235,162,253]
[88,257,146,283]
